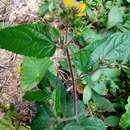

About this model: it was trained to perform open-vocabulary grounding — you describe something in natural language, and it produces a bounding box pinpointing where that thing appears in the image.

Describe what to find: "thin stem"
[64,25,78,120]
[66,47,78,117]
[59,111,86,122]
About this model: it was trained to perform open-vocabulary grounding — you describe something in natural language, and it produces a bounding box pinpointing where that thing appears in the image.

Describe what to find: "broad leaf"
[0,118,15,130]
[54,123,64,130]
[39,3,49,16]
[127,0,130,3]
[74,33,130,71]
[50,26,60,40]
[73,40,99,72]
[18,126,30,130]
[105,116,119,127]
[80,117,107,130]
[63,95,85,118]
[49,74,67,116]
[21,57,52,92]
[101,68,121,79]
[92,82,107,96]
[120,96,130,128]
[53,87,63,116]
[91,70,102,82]
[63,123,85,130]
[92,92,115,112]
[0,23,56,58]
[23,90,49,102]
[91,33,130,63]
[31,104,54,130]
[107,6,123,29]
[81,29,102,43]
[83,85,92,104]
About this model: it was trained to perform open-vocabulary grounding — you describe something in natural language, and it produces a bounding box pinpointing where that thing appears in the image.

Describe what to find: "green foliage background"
[0,0,130,130]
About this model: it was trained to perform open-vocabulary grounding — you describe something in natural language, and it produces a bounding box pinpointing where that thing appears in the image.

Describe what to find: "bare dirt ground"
[0,49,22,105]
[0,0,41,121]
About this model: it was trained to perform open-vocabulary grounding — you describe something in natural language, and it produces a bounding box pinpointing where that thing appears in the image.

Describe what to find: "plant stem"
[60,111,86,122]
[64,25,78,120]
[66,47,78,117]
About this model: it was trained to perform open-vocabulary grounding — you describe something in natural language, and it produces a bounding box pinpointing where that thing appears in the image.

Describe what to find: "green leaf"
[21,57,52,92]
[107,6,123,29]
[54,123,64,130]
[49,74,67,116]
[50,26,60,40]
[63,96,85,118]
[101,68,121,79]
[127,0,130,3]
[124,20,130,30]
[63,123,85,130]
[120,96,130,128]
[81,29,102,43]
[92,92,115,112]
[109,80,119,94]
[74,33,130,73]
[23,90,49,102]
[83,85,92,104]
[31,105,54,130]
[92,82,107,96]
[53,87,62,116]
[105,116,119,127]
[91,33,130,63]
[39,3,49,16]
[86,8,95,20]
[0,118,15,130]
[91,70,102,82]
[73,41,99,72]
[80,117,107,130]
[0,23,56,58]
[18,126,30,130]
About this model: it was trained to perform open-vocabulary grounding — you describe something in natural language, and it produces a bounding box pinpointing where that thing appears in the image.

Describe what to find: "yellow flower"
[16,63,21,73]
[63,0,74,7]
[63,0,86,16]
[74,2,86,16]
